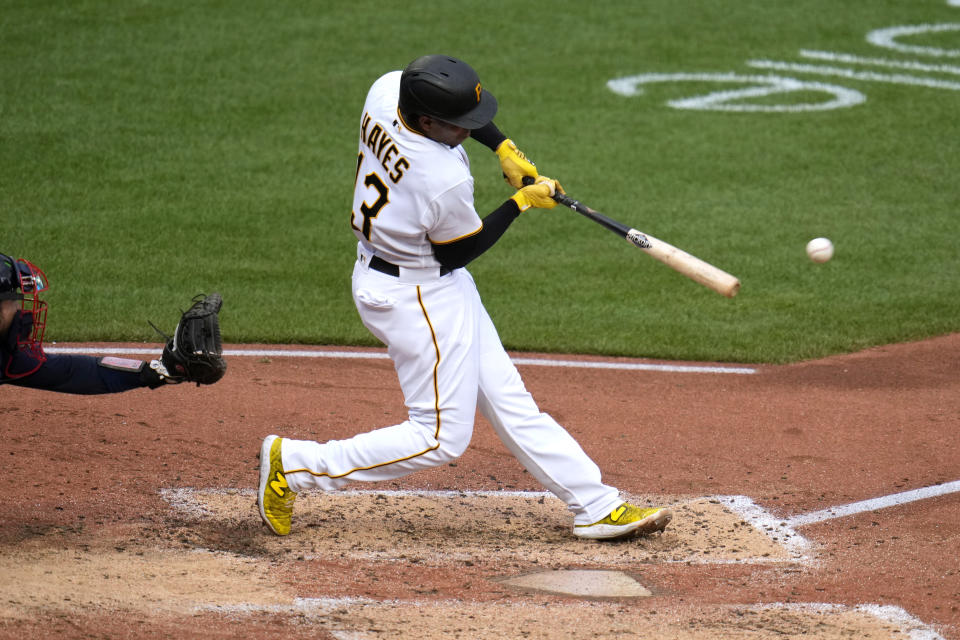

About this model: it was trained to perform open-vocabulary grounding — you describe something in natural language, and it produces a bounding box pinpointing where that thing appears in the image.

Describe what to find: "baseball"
[806,237,834,263]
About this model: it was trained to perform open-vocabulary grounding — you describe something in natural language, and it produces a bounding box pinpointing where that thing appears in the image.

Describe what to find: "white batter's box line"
[785,479,960,528]
[853,604,948,640]
[162,482,960,563]
[193,599,946,640]
[162,487,554,501]
[161,488,810,564]
[711,495,812,562]
[757,603,947,640]
[44,345,758,375]
[197,595,379,616]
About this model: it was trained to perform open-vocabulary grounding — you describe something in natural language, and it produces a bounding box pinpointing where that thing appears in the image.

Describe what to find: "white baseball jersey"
[350,71,480,268]
[278,70,622,526]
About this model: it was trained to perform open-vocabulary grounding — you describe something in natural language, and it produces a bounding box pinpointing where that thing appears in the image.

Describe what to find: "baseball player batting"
[258,55,672,540]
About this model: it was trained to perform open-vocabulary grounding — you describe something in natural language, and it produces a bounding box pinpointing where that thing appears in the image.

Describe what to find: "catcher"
[0,252,226,394]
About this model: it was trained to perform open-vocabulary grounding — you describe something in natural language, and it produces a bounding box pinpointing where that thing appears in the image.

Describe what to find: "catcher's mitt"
[158,293,226,386]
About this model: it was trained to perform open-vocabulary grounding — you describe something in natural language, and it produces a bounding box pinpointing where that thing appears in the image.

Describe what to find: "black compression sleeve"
[470,121,507,151]
[432,199,522,269]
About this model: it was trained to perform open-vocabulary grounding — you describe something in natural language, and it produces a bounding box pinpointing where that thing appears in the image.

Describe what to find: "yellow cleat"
[574,503,672,540]
[257,435,297,536]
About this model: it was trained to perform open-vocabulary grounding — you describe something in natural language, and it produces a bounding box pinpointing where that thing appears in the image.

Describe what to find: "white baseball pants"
[280,252,622,524]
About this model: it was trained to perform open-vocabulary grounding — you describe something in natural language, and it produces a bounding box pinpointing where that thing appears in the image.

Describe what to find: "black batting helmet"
[398,55,498,129]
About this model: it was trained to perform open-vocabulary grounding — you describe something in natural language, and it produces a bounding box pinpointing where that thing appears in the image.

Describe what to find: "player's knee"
[407,411,473,465]
[438,422,473,460]
[437,440,468,462]
[413,416,470,462]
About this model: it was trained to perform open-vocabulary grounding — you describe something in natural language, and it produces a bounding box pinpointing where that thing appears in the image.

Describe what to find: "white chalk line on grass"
[45,345,757,375]
[747,59,960,90]
[799,49,960,75]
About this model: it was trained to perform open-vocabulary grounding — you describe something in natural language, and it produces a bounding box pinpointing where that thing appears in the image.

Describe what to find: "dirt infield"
[1,334,958,638]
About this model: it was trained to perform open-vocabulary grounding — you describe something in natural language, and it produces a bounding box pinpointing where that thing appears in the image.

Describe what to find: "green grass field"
[3,0,959,363]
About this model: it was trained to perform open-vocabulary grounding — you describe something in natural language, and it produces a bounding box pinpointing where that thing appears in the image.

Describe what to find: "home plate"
[498,569,652,597]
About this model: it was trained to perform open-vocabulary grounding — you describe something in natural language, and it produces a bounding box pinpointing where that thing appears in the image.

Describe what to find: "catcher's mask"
[0,253,50,358]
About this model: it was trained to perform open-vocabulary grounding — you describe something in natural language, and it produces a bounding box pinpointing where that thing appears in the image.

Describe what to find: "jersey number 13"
[351,152,389,241]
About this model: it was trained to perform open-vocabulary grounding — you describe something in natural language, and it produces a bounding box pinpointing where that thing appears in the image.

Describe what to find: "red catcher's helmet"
[0,253,50,361]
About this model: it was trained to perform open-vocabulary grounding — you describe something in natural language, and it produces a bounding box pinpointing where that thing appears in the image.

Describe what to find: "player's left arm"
[432,177,562,269]
[432,200,521,269]
[471,121,538,189]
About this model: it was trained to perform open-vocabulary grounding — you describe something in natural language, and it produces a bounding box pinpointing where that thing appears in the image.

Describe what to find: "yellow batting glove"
[510,176,565,212]
[495,139,538,189]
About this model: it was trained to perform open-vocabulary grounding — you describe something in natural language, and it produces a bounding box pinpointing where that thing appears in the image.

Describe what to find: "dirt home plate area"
[2,334,959,638]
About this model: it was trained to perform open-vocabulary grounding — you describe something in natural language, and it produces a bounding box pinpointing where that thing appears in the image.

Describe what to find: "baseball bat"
[553,191,741,298]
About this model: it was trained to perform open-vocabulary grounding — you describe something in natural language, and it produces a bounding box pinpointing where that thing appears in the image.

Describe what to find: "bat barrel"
[551,187,740,298]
